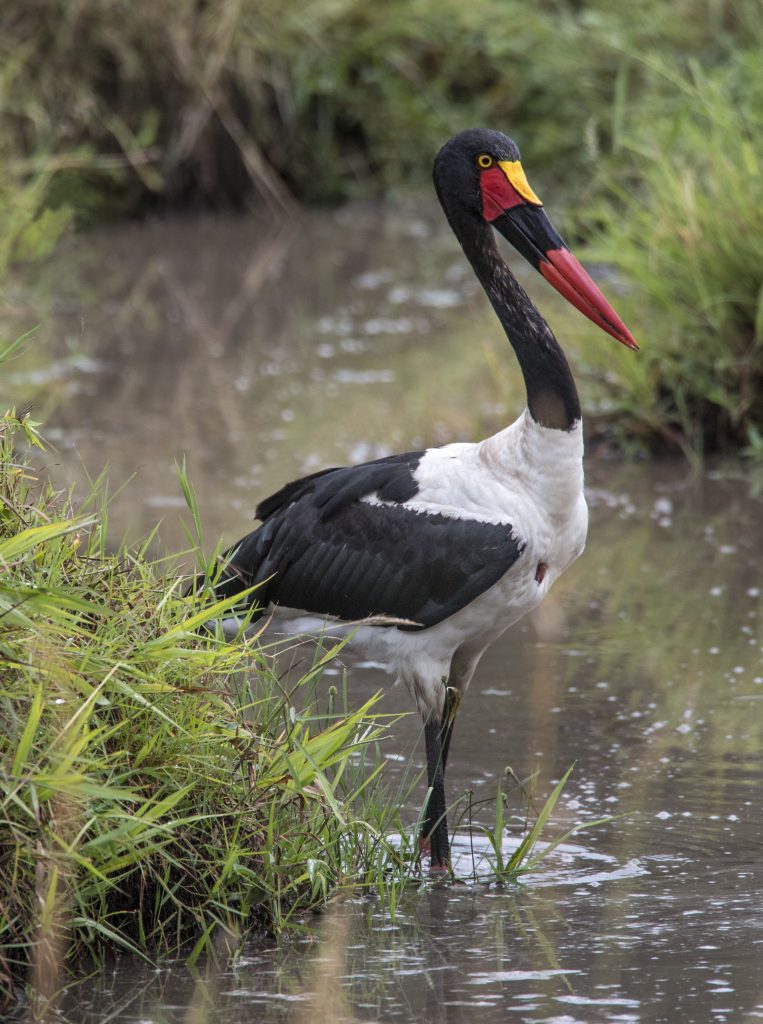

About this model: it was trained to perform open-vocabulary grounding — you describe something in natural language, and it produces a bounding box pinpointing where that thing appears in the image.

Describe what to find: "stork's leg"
[421,687,461,871]
[423,716,449,870]
[440,686,461,772]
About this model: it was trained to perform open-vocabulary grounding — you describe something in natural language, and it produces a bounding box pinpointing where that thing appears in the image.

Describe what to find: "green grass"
[482,765,611,881]
[579,49,763,460]
[0,400,404,1005]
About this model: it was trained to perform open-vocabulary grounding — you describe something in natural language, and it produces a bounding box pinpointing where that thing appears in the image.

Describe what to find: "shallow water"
[6,207,763,1023]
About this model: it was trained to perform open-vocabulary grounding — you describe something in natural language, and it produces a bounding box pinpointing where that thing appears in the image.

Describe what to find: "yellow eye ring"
[476,154,494,169]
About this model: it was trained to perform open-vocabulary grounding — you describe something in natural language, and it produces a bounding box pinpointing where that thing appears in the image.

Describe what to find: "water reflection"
[3,205,526,549]
[6,208,763,1022]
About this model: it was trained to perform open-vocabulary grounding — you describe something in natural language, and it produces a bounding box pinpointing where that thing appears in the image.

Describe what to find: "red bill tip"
[539,247,638,351]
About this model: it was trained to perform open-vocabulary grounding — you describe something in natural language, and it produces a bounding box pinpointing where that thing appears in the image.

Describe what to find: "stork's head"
[433,128,638,351]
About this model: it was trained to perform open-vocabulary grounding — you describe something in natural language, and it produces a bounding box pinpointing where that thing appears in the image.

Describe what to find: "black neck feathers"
[446,209,581,432]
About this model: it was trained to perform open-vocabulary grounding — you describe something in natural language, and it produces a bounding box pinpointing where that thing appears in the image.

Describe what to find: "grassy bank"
[580,50,763,460]
[0,401,408,1008]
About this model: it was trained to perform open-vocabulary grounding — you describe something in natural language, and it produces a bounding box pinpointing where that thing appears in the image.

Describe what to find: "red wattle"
[480,166,524,221]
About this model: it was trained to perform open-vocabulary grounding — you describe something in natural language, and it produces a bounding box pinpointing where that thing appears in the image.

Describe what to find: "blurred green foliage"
[580,49,763,457]
[2,0,763,454]
[1,0,760,217]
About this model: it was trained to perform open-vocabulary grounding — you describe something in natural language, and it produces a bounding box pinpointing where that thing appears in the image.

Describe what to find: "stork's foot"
[418,829,450,875]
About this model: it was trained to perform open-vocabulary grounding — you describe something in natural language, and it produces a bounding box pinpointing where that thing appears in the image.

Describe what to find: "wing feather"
[216,449,525,630]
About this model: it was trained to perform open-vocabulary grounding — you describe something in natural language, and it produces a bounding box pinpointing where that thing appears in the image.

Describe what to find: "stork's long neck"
[456,218,581,432]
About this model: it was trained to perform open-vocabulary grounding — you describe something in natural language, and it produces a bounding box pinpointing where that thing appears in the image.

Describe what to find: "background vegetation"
[2,0,763,456]
[581,48,763,458]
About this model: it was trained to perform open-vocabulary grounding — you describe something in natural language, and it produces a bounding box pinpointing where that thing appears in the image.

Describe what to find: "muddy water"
[7,208,763,1023]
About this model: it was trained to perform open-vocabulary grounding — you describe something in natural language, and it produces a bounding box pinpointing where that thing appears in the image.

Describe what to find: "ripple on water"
[453,833,649,888]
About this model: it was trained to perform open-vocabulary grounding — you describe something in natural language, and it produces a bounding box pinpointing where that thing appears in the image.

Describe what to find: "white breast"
[293,412,587,713]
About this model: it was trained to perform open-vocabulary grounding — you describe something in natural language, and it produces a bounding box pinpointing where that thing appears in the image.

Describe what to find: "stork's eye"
[476,154,494,169]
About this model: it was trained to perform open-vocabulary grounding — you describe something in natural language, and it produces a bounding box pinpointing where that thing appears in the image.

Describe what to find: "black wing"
[255,450,424,520]
[215,450,525,631]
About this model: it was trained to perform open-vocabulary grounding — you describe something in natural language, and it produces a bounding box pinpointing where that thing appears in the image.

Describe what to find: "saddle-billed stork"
[208,128,637,871]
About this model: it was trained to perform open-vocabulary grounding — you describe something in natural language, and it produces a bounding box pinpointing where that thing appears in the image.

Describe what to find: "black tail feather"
[185,525,270,624]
